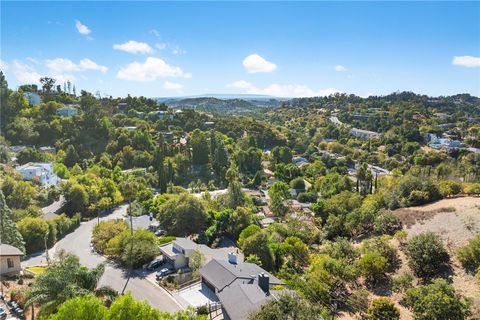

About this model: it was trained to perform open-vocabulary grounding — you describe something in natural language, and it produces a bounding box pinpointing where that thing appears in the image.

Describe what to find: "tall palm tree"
[25,250,116,316]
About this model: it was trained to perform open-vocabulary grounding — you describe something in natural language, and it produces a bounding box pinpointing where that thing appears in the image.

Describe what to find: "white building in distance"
[16,162,60,186]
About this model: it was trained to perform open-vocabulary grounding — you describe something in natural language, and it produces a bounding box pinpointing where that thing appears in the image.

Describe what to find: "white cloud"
[75,20,91,35]
[113,40,153,54]
[46,58,107,74]
[46,58,80,73]
[79,58,108,73]
[11,60,42,84]
[163,81,184,92]
[452,56,480,68]
[227,80,338,97]
[242,54,277,73]
[0,59,8,71]
[334,65,347,72]
[117,57,191,81]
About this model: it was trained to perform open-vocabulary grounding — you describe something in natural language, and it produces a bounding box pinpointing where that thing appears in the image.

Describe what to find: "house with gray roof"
[160,237,244,269]
[200,259,284,320]
[0,244,23,276]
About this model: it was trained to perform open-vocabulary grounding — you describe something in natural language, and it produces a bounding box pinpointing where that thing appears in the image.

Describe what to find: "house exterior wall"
[0,256,21,276]
[23,92,41,106]
[174,255,188,269]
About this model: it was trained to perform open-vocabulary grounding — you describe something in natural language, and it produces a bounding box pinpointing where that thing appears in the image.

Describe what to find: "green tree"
[48,295,107,320]
[17,217,49,253]
[107,292,163,320]
[367,298,400,320]
[40,76,56,93]
[248,293,328,320]
[7,181,36,209]
[26,252,108,315]
[270,146,292,165]
[211,135,229,182]
[404,232,449,278]
[268,182,290,216]
[0,190,25,252]
[64,183,89,214]
[92,220,129,253]
[241,231,274,271]
[156,193,208,236]
[157,162,167,194]
[238,225,261,247]
[64,145,80,168]
[404,279,471,320]
[357,252,388,284]
[106,229,159,268]
[190,129,209,165]
[317,172,352,198]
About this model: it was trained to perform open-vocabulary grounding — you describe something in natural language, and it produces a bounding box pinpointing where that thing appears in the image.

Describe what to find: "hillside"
[162,97,282,115]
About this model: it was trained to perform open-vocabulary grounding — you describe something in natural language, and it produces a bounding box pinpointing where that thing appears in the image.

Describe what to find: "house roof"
[0,244,23,256]
[159,243,181,258]
[200,259,283,292]
[174,237,198,250]
[217,284,274,320]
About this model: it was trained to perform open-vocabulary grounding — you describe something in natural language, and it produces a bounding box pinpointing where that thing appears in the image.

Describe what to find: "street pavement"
[22,204,181,313]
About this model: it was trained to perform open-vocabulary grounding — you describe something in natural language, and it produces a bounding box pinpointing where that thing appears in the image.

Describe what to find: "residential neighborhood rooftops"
[200,259,283,293]
[217,284,278,320]
[0,244,23,256]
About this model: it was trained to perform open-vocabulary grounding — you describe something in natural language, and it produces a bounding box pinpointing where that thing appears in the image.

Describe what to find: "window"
[7,258,14,268]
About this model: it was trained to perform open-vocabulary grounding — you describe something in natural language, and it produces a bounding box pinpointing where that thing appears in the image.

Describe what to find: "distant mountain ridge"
[157,96,285,115]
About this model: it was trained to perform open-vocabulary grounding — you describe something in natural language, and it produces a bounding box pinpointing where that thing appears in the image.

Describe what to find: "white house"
[23,92,41,106]
[16,162,60,186]
[57,104,78,117]
[349,128,381,139]
[0,244,23,276]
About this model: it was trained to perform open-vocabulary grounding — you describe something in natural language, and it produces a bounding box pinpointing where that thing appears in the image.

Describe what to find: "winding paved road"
[22,204,181,313]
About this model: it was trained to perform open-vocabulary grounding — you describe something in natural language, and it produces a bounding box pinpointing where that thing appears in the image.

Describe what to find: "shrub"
[157,236,176,246]
[393,230,407,245]
[321,238,360,263]
[357,252,388,284]
[404,232,449,278]
[362,236,397,267]
[373,210,401,235]
[347,289,369,314]
[367,297,400,320]
[404,279,471,320]
[392,273,414,293]
[457,235,480,272]
[290,177,306,190]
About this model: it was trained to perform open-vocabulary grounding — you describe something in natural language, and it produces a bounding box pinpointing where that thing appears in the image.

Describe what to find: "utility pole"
[121,202,134,294]
[44,231,50,266]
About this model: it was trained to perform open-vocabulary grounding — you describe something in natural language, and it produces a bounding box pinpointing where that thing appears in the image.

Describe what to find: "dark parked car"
[155,230,166,236]
[0,307,7,320]
[143,258,164,271]
[155,268,174,279]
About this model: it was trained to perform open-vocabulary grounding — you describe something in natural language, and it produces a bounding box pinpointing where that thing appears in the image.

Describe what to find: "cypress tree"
[0,190,25,252]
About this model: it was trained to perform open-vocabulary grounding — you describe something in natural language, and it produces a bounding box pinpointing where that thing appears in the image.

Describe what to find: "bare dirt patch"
[395,197,480,249]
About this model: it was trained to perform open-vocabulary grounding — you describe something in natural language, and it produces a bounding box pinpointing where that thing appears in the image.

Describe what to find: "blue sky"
[1,1,479,98]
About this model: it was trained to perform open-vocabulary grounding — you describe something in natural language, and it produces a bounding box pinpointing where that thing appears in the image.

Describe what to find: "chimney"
[228,252,237,264]
[258,273,269,295]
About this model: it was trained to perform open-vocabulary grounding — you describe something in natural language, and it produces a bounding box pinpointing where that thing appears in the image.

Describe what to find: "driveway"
[22,204,181,313]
